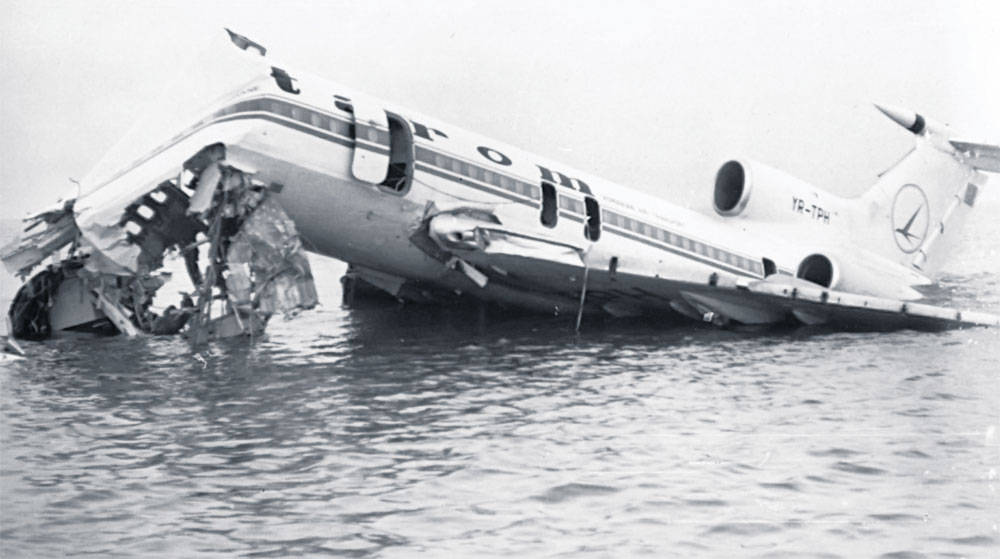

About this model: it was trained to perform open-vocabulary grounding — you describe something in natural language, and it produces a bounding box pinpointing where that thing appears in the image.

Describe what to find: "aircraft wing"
[424,212,998,330]
[672,275,999,329]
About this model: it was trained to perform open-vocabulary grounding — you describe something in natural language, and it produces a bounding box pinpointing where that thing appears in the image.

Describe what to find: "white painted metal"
[350,100,391,184]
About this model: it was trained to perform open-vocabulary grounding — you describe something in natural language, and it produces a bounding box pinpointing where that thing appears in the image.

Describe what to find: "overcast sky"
[1,0,998,220]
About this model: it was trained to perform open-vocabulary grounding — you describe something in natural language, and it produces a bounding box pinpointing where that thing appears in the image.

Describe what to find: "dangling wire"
[575,259,590,333]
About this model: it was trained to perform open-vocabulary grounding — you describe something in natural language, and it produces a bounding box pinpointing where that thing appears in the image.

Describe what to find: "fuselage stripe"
[98,94,763,280]
[413,163,539,206]
[607,226,757,278]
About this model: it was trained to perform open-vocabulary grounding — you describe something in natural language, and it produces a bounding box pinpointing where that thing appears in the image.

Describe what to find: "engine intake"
[796,253,837,288]
[714,160,750,216]
[712,158,846,223]
[794,251,923,300]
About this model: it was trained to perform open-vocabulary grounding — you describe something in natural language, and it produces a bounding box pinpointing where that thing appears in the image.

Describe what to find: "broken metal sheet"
[77,221,143,276]
[71,146,224,277]
[93,289,141,337]
[258,273,317,315]
[187,162,222,215]
[223,197,318,317]
[48,275,106,332]
[1,206,78,278]
[8,142,319,343]
[22,199,76,231]
[6,255,178,339]
[124,181,205,272]
[74,180,181,274]
[75,157,218,277]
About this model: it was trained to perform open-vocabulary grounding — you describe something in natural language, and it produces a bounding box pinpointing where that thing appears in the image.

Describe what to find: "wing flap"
[701,276,999,329]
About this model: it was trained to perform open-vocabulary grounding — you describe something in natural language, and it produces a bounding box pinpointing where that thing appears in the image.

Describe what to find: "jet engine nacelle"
[713,159,848,224]
[795,252,923,301]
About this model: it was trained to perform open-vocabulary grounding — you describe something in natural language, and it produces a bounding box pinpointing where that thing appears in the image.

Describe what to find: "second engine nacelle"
[713,159,849,224]
[796,252,924,301]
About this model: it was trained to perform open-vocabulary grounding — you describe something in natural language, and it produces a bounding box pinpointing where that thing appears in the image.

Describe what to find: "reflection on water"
[2,204,1000,557]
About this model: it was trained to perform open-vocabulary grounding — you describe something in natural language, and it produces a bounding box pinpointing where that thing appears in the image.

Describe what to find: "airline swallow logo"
[892,184,929,253]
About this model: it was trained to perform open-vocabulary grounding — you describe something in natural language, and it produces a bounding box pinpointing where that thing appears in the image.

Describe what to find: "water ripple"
[2,253,999,556]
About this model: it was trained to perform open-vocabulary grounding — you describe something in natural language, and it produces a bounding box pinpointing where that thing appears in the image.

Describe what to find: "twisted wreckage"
[4,145,317,342]
[3,28,1000,347]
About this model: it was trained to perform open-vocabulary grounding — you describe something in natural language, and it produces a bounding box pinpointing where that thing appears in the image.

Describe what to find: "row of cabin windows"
[415,146,539,200]
[212,98,406,190]
[213,98,356,140]
[558,195,585,214]
[224,97,413,194]
[209,99,567,209]
[603,210,763,275]
[209,98,757,269]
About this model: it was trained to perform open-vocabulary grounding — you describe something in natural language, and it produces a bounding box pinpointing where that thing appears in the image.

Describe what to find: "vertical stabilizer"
[858,105,997,276]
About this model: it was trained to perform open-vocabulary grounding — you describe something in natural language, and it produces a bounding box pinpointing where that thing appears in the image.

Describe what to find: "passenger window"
[584,197,601,241]
[541,182,558,228]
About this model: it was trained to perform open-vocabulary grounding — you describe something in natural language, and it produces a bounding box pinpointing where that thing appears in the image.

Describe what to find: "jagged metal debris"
[4,145,318,344]
[224,197,318,316]
[0,200,78,279]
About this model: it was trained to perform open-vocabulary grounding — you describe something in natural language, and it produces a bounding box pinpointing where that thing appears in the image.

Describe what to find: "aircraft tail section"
[857,105,998,276]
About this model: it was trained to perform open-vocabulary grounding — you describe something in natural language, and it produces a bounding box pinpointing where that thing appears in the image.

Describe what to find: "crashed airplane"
[3,28,999,344]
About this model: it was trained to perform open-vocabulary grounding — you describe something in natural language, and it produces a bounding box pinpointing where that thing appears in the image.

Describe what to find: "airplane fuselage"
[61,36,989,326]
[76,67,800,316]
[7,30,996,337]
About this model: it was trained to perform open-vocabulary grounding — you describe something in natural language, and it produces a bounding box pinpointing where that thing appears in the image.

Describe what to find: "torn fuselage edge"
[5,141,319,342]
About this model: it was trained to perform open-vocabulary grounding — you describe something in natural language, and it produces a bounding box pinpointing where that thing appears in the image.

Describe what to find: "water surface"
[2,211,999,558]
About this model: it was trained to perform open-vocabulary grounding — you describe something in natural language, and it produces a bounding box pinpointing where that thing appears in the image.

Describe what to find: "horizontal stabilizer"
[949,140,1000,173]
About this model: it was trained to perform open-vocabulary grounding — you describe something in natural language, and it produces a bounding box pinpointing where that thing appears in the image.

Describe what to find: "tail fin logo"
[892,184,929,253]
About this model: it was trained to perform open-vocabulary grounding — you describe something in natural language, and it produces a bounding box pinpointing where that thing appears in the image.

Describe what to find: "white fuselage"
[69,63,892,314]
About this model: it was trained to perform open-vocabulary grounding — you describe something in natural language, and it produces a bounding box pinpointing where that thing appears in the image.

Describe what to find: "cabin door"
[350,101,392,185]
